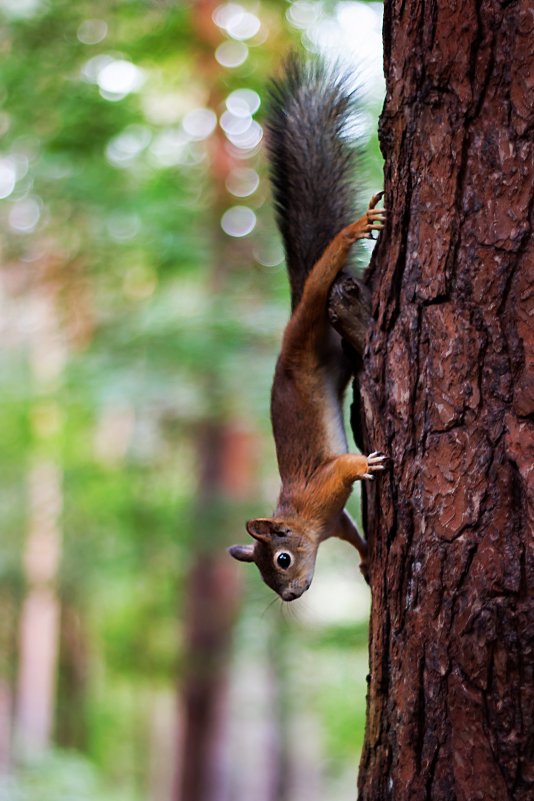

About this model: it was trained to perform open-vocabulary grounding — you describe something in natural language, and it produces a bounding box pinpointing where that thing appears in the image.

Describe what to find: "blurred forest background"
[0,1,385,799]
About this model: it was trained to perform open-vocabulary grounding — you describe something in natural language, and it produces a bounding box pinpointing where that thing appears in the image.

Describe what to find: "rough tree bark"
[341,2,534,799]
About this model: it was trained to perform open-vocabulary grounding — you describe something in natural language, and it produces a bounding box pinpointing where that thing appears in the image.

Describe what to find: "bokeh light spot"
[107,212,141,242]
[9,197,41,233]
[226,88,261,116]
[253,241,285,267]
[215,41,248,69]
[212,3,244,31]
[1,0,44,19]
[226,120,263,151]
[77,19,108,45]
[220,110,252,137]
[225,167,259,198]
[286,1,320,29]
[221,206,256,237]
[182,108,217,140]
[0,157,17,199]
[81,54,115,83]
[149,129,191,167]
[226,11,260,41]
[97,59,144,100]
[106,125,151,167]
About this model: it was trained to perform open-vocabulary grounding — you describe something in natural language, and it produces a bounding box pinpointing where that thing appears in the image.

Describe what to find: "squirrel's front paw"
[361,451,387,480]
[363,193,387,240]
[345,193,387,243]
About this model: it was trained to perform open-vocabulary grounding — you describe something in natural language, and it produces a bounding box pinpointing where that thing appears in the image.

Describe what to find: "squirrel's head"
[228,517,318,601]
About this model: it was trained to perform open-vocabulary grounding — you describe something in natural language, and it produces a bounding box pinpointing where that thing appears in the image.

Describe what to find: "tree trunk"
[55,603,89,750]
[356,2,534,800]
[176,423,252,801]
[175,4,269,798]
[15,280,65,759]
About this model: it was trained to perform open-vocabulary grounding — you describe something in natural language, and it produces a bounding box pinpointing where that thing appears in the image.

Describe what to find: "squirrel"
[228,57,387,601]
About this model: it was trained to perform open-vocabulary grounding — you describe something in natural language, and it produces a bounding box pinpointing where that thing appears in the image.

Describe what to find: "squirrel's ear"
[246,518,274,542]
[228,544,255,563]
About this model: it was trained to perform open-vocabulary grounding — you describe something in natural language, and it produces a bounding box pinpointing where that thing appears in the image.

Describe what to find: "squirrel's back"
[266,56,361,309]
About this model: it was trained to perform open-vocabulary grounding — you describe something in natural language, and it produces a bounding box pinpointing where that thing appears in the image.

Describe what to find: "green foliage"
[0,749,138,801]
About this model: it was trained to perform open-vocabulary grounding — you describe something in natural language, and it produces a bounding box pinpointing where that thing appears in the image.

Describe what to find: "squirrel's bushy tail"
[266,55,361,309]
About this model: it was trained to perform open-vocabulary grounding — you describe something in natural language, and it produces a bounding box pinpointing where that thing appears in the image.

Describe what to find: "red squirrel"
[229,58,387,601]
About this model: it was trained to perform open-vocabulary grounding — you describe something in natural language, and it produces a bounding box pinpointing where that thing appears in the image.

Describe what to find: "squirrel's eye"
[276,552,292,570]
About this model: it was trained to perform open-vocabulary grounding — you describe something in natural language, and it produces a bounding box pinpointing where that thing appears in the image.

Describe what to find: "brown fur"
[229,197,387,600]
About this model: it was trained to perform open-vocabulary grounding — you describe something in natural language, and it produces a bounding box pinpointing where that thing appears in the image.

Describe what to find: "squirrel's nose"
[282,581,312,601]
[282,589,298,602]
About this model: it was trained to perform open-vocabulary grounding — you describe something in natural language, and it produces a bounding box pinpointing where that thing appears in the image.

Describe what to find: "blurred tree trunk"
[16,462,62,757]
[0,593,16,773]
[55,603,89,750]
[0,682,11,774]
[173,3,277,800]
[356,2,534,800]
[15,277,65,758]
[176,423,253,801]
[173,0,236,792]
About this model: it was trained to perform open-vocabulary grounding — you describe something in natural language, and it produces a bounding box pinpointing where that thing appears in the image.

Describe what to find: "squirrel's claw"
[368,191,384,209]
[367,452,388,472]
[362,198,387,239]
[347,196,387,243]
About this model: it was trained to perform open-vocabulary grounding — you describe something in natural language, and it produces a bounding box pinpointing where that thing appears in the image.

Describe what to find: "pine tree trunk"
[15,280,65,758]
[356,2,534,799]
[176,424,252,801]
[55,603,89,750]
[175,4,268,797]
